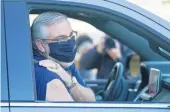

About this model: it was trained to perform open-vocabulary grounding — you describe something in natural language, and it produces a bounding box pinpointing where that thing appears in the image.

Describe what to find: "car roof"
[3,0,170,31]
[3,0,170,60]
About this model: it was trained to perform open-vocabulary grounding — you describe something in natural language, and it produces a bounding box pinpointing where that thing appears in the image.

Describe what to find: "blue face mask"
[48,38,76,62]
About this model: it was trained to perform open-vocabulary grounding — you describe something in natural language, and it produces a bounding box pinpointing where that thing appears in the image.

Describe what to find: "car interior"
[29,5,170,103]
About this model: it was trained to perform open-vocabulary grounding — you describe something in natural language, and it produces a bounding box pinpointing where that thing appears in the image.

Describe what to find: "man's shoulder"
[34,63,62,82]
[34,63,49,74]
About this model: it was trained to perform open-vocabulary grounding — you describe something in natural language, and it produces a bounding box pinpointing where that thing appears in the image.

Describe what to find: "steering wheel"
[103,62,124,101]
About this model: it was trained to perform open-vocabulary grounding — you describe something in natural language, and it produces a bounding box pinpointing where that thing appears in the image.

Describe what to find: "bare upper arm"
[46,79,74,101]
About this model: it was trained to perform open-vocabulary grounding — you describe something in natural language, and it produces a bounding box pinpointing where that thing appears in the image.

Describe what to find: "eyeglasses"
[41,31,77,43]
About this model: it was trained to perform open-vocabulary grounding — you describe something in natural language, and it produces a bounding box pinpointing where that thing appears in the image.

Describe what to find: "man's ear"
[35,39,46,53]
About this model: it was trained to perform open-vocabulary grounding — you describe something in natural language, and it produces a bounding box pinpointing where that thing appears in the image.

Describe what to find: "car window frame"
[1,0,10,102]
[1,1,10,111]
[28,0,170,101]
[3,1,170,110]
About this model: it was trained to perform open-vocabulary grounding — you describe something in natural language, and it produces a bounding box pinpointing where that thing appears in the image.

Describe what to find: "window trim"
[1,102,170,108]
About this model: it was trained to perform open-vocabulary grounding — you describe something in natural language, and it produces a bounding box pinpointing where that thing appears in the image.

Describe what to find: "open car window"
[29,10,170,103]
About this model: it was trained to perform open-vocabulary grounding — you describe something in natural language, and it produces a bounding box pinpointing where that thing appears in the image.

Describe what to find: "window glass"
[29,9,170,103]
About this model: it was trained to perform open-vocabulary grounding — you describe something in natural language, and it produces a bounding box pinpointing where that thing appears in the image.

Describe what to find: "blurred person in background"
[80,35,122,79]
[120,44,135,65]
[75,35,97,80]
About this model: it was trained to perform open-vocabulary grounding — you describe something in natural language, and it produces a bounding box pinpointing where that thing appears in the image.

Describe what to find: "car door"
[4,0,36,102]
[3,0,170,112]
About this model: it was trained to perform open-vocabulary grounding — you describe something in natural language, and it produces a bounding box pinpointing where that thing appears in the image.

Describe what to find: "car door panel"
[141,62,170,74]
[4,1,36,101]
[85,79,107,93]
[140,61,170,81]
[9,103,170,112]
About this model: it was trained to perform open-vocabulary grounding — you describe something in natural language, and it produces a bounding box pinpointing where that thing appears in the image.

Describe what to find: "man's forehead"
[47,20,72,39]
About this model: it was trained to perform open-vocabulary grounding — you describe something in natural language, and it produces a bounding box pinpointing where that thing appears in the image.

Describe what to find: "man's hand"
[39,60,72,86]
[105,48,121,60]
[39,59,96,102]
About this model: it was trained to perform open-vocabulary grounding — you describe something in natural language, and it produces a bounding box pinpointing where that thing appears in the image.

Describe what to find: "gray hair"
[31,12,67,48]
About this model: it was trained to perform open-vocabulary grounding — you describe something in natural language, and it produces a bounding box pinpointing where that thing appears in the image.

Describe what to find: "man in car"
[80,36,122,79]
[31,12,95,101]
